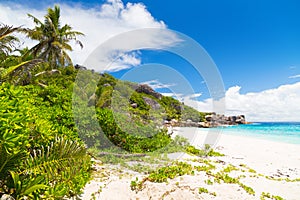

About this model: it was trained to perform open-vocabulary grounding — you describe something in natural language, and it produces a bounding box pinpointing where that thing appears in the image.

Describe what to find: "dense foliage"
[0,81,91,199]
[0,6,91,199]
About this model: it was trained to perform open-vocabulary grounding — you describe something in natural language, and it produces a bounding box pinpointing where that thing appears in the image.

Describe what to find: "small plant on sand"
[205,179,214,185]
[185,145,224,157]
[213,172,255,195]
[214,172,239,184]
[130,177,144,192]
[239,183,255,195]
[260,192,284,200]
[194,159,216,172]
[148,162,193,183]
[198,187,209,194]
[248,168,257,173]
[238,163,257,174]
[130,162,194,192]
[222,164,239,173]
[198,187,216,196]
[265,176,300,182]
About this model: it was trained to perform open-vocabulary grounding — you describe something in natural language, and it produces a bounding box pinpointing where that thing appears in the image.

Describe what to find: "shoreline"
[80,127,300,199]
[197,123,300,145]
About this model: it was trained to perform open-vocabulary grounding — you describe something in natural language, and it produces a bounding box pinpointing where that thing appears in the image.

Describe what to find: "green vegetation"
[198,187,216,196]
[0,5,90,199]
[0,75,91,199]
[265,176,300,182]
[260,192,284,200]
[185,144,225,157]
[129,158,256,196]
[130,161,194,192]
[147,162,194,182]
[159,96,182,120]
[222,164,239,173]
[130,178,144,192]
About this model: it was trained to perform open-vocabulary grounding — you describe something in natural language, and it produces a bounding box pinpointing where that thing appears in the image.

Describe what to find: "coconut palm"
[0,24,43,85]
[0,24,21,59]
[24,5,84,68]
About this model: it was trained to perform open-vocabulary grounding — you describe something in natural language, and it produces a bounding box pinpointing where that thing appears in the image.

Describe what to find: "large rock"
[142,97,161,110]
[235,115,246,124]
[198,122,211,128]
[136,84,162,99]
[74,64,87,70]
[205,114,247,125]
[131,103,138,108]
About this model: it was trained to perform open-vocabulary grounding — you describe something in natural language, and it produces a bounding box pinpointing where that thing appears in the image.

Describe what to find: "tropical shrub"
[0,82,91,199]
[96,108,171,153]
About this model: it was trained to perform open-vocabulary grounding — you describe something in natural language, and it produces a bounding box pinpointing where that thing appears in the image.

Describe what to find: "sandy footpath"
[79,127,300,200]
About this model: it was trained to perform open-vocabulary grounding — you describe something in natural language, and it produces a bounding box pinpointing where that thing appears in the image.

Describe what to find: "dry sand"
[79,127,300,200]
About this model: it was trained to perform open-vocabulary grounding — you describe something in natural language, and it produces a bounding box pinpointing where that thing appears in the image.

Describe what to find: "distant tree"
[0,24,20,58]
[0,24,43,85]
[24,5,84,68]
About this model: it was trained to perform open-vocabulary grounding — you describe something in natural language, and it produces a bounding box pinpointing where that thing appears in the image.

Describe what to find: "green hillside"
[72,69,208,153]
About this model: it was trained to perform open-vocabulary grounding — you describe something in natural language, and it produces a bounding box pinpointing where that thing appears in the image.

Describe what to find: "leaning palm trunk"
[0,59,43,85]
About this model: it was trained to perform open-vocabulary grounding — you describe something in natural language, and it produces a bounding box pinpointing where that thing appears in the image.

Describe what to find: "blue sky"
[121,0,300,93]
[1,0,300,121]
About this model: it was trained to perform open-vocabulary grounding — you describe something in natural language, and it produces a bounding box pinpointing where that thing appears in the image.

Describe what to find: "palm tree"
[0,24,20,58]
[24,5,84,68]
[0,24,44,85]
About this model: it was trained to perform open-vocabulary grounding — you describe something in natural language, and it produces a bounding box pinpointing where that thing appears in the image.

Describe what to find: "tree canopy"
[24,5,84,68]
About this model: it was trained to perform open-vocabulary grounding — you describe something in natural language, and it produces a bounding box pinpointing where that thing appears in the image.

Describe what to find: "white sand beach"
[80,127,300,200]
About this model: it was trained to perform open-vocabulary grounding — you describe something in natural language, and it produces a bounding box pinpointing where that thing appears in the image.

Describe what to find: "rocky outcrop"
[131,103,138,108]
[205,113,246,125]
[165,114,247,128]
[142,97,161,110]
[201,114,247,127]
[136,84,162,99]
[74,64,87,70]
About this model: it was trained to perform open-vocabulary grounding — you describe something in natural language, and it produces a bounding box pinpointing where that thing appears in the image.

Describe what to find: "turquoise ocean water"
[213,122,300,145]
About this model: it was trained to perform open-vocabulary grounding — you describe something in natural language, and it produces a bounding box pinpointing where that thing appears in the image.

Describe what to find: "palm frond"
[0,146,26,180]
[20,137,87,180]
[0,24,21,41]
[0,59,43,79]
[27,14,43,26]
[0,24,21,55]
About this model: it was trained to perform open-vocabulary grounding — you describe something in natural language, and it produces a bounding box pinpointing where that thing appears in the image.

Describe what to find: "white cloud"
[182,82,300,122]
[289,74,300,79]
[107,51,142,72]
[141,80,176,90]
[0,0,179,71]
